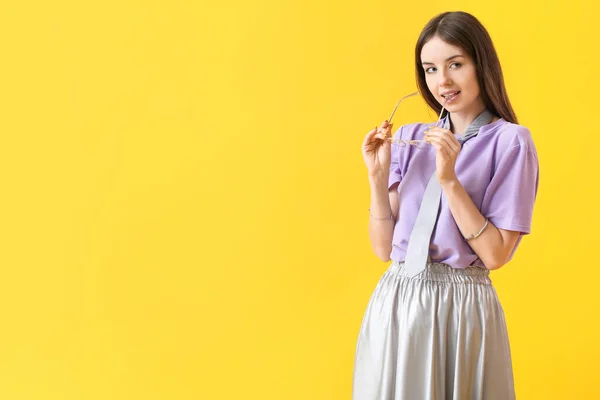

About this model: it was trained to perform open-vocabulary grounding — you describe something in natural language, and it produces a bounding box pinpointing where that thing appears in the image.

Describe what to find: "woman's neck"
[447,103,487,134]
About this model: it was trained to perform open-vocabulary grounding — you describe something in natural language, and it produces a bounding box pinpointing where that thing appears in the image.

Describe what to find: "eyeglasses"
[392,138,428,149]
[385,92,447,149]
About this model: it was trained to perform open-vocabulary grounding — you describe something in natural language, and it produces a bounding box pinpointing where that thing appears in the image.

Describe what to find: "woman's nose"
[439,72,452,87]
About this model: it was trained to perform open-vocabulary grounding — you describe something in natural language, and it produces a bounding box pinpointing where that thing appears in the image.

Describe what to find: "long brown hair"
[415,11,518,124]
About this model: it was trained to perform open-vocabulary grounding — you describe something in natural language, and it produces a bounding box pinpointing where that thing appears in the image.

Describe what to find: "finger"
[425,129,460,153]
[365,127,379,141]
[380,123,394,139]
[362,126,380,146]
[362,138,380,153]
[431,141,450,159]
[363,128,389,150]
[427,135,454,157]
[431,132,459,154]
[427,125,458,144]
[374,129,389,141]
[379,120,391,130]
[431,127,461,151]
[375,124,394,140]
[427,126,448,132]
[427,126,454,138]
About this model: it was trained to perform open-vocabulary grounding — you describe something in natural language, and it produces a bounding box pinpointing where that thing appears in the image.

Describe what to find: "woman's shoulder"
[484,120,537,156]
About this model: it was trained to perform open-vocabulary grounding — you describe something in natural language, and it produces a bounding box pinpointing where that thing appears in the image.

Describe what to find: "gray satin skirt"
[352,261,515,400]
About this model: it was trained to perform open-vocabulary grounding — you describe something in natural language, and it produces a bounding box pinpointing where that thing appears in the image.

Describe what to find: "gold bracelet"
[369,208,395,221]
[465,218,489,241]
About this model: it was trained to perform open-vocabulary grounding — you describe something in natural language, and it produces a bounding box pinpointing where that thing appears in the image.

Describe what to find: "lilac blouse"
[388,116,539,269]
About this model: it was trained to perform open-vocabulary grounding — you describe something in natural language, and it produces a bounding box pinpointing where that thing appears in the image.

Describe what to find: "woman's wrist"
[368,169,389,184]
[369,208,395,221]
[439,175,460,190]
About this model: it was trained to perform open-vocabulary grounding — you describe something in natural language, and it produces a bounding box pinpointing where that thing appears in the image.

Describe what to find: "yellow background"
[0,0,597,398]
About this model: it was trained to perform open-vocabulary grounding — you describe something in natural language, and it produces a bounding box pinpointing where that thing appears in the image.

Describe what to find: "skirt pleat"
[352,261,515,400]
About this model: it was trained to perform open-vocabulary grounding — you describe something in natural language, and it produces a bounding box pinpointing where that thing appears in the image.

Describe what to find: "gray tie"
[403,109,494,278]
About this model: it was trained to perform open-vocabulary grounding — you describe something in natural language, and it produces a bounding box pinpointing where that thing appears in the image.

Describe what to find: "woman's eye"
[425,63,461,74]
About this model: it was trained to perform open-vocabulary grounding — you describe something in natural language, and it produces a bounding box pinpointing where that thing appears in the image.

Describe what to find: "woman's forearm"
[368,172,395,262]
[440,178,513,269]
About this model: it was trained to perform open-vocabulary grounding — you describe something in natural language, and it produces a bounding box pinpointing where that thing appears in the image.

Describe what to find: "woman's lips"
[442,91,460,103]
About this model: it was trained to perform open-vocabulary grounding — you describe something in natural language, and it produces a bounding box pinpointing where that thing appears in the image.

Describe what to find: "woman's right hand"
[362,120,393,176]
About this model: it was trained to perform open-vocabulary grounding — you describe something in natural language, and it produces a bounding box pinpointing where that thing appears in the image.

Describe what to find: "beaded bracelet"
[464,218,489,241]
[368,208,395,221]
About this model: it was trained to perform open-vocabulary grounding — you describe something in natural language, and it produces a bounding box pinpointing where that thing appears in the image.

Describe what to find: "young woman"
[354,11,539,399]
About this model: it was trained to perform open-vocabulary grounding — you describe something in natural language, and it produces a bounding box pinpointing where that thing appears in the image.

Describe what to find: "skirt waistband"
[389,261,492,285]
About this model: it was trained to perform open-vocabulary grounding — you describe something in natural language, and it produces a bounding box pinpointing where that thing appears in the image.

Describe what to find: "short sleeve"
[480,143,539,234]
[388,125,403,190]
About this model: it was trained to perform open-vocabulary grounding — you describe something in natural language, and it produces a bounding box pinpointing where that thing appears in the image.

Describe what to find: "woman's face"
[420,36,483,115]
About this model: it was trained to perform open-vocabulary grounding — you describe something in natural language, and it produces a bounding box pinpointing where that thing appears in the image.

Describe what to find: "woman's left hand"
[424,126,461,185]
